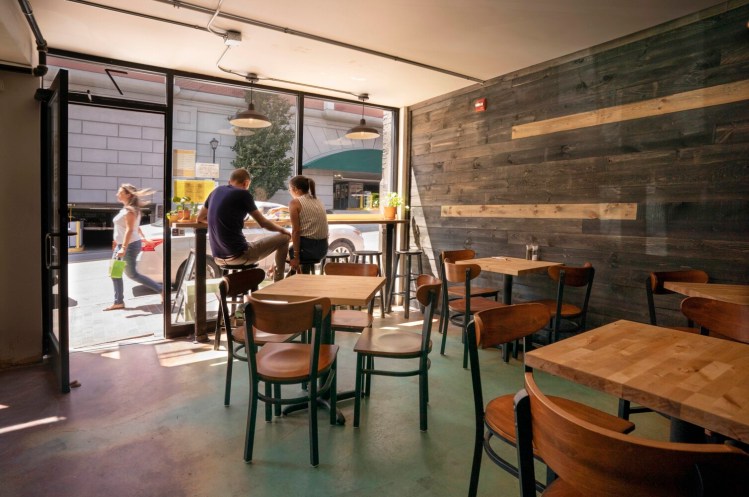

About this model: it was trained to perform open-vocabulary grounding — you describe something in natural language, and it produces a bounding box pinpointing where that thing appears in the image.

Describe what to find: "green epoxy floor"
[0,308,669,496]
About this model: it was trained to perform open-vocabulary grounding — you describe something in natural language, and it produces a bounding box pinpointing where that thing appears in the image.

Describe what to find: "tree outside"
[231,91,295,200]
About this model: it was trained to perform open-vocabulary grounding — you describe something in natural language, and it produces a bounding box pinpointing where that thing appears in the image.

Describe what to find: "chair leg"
[273,384,282,417]
[440,305,449,355]
[387,253,400,315]
[224,352,233,406]
[419,369,428,431]
[467,426,484,497]
[309,376,319,467]
[462,316,469,369]
[214,305,223,351]
[618,399,631,420]
[244,380,259,462]
[354,353,363,428]
[329,359,338,426]
[364,356,373,396]
[264,383,272,422]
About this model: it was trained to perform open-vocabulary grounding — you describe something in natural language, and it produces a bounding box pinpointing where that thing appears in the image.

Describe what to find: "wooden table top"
[525,319,749,443]
[457,256,561,276]
[251,274,386,307]
[663,282,749,306]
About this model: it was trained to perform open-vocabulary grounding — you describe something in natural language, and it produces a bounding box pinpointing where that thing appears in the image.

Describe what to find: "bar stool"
[351,249,385,317]
[214,261,258,350]
[319,251,351,273]
[387,249,424,318]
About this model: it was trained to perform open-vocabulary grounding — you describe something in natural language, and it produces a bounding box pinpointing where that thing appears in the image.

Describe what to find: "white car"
[138,201,365,286]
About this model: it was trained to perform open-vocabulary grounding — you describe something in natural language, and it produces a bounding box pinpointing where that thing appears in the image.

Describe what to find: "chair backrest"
[414,275,442,352]
[646,269,709,326]
[680,297,749,344]
[466,304,550,424]
[244,295,331,339]
[515,372,749,497]
[547,262,595,329]
[440,249,476,264]
[443,260,481,284]
[323,262,379,277]
[218,268,267,344]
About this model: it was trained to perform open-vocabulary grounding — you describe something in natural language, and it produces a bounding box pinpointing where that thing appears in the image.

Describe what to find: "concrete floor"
[0,307,669,497]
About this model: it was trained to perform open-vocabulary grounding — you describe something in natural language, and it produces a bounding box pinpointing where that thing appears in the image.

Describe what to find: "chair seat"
[448,297,506,314]
[354,328,430,358]
[484,395,635,443]
[332,309,373,331]
[256,343,339,382]
[528,299,583,318]
[447,286,500,298]
[233,325,300,345]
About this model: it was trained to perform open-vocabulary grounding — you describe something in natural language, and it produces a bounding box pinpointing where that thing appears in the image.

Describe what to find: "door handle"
[45,232,62,270]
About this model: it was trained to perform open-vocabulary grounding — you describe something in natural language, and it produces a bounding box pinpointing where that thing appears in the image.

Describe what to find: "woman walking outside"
[104,184,163,311]
[287,175,329,275]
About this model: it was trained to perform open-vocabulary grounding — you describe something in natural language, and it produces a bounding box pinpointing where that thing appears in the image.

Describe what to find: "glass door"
[41,69,70,393]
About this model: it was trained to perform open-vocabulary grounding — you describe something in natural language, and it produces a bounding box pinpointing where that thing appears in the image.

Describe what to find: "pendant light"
[345,93,380,140]
[229,74,271,128]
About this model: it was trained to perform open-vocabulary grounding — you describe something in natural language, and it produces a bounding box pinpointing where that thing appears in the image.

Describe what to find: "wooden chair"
[527,262,595,344]
[353,275,441,431]
[647,269,709,331]
[441,260,506,368]
[323,262,382,336]
[515,372,748,497]
[680,296,749,344]
[466,305,635,497]
[241,295,338,466]
[438,249,501,336]
[620,269,709,420]
[217,269,302,407]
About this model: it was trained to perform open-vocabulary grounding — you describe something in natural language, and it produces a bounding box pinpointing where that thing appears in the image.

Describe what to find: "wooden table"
[253,273,386,424]
[663,282,749,305]
[252,273,386,307]
[526,319,749,443]
[457,256,561,305]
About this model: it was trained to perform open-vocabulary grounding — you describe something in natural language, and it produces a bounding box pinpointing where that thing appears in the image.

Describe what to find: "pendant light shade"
[345,93,380,140]
[229,103,271,128]
[230,75,271,128]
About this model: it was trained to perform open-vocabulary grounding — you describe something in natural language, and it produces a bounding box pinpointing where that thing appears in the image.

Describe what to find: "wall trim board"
[512,79,749,140]
[441,203,637,220]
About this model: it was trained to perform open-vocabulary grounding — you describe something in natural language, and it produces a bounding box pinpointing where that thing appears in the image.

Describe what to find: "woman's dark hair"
[290,175,316,198]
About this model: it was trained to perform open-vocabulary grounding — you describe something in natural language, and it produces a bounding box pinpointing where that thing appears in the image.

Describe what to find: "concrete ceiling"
[2,0,724,107]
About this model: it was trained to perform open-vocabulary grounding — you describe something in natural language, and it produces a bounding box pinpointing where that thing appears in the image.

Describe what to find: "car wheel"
[328,239,354,256]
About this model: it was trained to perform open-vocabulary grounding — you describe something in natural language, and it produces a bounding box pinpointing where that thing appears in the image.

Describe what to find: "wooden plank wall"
[408,5,749,328]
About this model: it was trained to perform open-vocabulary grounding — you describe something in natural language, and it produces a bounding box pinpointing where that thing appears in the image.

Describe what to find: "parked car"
[138,201,365,286]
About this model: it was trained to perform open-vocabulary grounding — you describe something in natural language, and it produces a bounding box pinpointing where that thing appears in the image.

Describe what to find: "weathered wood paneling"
[409,5,749,328]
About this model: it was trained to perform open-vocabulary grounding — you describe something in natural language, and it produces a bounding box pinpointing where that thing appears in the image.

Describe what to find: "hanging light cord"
[215,46,363,99]
[206,0,229,39]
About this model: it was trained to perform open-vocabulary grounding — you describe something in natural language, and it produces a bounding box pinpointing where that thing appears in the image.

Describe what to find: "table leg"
[669,418,706,443]
[502,275,513,362]
[194,227,208,343]
[383,222,395,313]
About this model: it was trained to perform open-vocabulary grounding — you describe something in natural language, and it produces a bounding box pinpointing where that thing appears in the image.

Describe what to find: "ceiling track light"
[229,73,272,128]
[345,93,380,140]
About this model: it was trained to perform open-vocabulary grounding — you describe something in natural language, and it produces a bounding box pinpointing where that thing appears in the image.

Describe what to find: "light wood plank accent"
[526,320,749,443]
[441,203,637,220]
[663,282,749,306]
[512,79,749,139]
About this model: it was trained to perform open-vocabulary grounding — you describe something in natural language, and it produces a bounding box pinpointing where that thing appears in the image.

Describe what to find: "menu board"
[174,179,216,204]
[173,149,196,177]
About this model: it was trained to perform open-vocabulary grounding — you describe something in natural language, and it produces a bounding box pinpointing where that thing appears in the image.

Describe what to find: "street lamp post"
[209,138,219,163]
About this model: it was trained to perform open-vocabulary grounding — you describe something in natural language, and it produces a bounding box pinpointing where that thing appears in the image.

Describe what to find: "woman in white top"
[287,175,329,274]
[105,184,163,311]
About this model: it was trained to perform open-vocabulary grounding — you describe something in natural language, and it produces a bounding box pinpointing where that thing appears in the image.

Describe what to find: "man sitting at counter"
[197,168,291,281]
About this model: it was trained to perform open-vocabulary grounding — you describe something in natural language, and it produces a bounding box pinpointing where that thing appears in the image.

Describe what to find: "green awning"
[304,149,382,174]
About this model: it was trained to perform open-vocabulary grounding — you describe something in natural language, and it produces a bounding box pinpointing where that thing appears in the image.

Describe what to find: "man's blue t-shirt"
[204,185,258,259]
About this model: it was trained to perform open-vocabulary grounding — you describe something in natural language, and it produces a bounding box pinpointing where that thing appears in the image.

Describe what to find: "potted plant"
[382,192,402,220]
[172,196,191,221]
